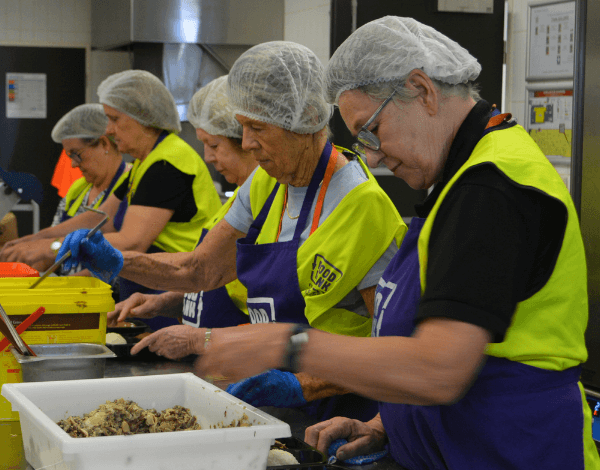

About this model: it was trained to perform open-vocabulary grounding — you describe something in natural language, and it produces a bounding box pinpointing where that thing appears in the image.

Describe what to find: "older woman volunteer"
[48,71,222,331]
[124,17,597,470]
[60,42,406,419]
[0,104,130,273]
[109,75,254,329]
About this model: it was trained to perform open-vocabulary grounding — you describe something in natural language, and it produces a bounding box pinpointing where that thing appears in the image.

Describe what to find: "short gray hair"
[358,77,480,107]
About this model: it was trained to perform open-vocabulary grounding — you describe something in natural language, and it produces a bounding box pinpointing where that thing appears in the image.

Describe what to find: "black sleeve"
[112,175,129,201]
[129,161,197,221]
[416,164,567,342]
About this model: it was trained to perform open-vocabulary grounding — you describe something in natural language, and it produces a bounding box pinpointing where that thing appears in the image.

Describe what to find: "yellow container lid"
[0,277,114,315]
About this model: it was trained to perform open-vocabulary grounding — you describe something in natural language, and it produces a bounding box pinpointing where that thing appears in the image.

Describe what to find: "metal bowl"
[10,343,116,382]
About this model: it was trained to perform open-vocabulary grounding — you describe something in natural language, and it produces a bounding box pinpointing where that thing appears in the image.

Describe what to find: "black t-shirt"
[113,160,197,223]
[414,100,567,342]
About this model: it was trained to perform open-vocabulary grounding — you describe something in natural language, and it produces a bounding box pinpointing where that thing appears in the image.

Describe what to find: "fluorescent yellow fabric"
[249,150,406,337]
[418,124,588,371]
[127,133,222,253]
[201,188,247,314]
[64,166,131,217]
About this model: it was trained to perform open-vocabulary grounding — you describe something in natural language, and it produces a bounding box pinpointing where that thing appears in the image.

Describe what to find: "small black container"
[268,437,328,469]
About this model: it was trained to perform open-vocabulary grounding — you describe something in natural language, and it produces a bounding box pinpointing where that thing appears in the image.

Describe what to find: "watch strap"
[280,324,310,373]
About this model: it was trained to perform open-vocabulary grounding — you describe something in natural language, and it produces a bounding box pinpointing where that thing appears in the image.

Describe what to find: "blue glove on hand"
[225,369,307,408]
[57,229,123,283]
[328,439,388,465]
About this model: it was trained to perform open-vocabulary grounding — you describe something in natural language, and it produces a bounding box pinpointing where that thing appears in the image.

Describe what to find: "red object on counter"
[0,306,45,352]
[0,262,39,277]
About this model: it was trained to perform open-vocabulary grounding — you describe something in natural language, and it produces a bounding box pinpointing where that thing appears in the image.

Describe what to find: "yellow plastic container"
[0,277,114,421]
[0,419,25,469]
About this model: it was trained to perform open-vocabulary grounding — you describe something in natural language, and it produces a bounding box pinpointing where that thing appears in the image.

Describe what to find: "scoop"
[0,301,36,356]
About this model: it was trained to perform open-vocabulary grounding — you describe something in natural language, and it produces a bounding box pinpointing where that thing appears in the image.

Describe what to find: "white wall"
[506,0,530,125]
[0,0,130,103]
[284,0,331,66]
[0,0,528,123]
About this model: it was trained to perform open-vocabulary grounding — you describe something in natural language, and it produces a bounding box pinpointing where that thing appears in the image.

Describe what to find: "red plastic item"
[0,306,45,352]
[0,262,39,278]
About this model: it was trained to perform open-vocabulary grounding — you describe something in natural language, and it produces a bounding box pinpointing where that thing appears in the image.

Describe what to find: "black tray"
[105,336,162,361]
[106,318,148,336]
[268,437,329,469]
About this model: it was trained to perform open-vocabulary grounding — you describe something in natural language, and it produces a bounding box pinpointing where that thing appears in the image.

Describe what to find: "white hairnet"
[227,41,333,134]
[324,16,482,104]
[51,104,108,143]
[187,75,242,139]
[97,70,181,133]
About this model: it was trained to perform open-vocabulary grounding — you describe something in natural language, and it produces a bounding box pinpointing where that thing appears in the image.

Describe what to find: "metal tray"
[11,343,116,382]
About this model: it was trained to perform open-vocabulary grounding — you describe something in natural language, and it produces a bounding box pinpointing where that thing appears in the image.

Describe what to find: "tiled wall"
[0,0,90,46]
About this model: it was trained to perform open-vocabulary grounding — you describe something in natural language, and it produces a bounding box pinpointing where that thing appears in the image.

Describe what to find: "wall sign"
[6,73,47,119]
[527,0,575,80]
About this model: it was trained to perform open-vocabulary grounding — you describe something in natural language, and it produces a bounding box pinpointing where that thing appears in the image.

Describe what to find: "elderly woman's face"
[62,137,109,186]
[196,128,255,187]
[235,115,310,185]
[103,104,148,158]
[338,89,445,190]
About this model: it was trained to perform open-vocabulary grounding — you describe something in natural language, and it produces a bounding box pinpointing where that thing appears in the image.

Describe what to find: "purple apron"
[375,209,585,469]
[182,229,248,328]
[236,141,335,324]
[113,132,178,331]
[236,141,378,421]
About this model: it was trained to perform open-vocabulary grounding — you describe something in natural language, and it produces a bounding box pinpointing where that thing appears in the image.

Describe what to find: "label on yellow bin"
[0,277,114,421]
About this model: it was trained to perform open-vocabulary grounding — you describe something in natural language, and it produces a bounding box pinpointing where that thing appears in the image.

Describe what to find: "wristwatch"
[281,324,310,373]
[50,239,62,255]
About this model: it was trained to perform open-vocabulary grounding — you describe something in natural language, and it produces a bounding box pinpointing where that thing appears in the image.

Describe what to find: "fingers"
[130,332,156,355]
[304,417,355,455]
[305,420,336,450]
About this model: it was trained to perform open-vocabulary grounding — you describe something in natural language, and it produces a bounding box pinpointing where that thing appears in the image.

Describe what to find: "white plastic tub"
[1,373,291,470]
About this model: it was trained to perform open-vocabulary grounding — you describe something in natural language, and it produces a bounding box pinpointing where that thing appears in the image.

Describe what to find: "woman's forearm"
[119,219,244,294]
[299,320,490,406]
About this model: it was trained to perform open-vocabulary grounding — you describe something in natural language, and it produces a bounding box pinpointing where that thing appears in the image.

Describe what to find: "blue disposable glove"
[57,229,123,283]
[225,369,307,408]
[328,438,388,465]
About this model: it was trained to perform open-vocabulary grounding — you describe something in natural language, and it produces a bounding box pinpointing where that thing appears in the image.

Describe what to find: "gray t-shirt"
[225,159,398,318]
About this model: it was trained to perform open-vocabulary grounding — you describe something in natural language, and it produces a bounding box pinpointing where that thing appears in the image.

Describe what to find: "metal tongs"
[0,302,36,356]
[29,207,109,289]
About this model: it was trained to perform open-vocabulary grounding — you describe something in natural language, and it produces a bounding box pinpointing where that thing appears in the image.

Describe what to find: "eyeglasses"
[66,141,96,165]
[352,89,397,155]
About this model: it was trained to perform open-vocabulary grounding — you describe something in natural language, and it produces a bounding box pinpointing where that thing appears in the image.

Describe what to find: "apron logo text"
[309,255,343,295]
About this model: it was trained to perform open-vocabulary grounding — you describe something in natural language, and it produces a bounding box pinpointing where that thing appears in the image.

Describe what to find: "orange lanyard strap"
[310,148,338,235]
[276,146,339,241]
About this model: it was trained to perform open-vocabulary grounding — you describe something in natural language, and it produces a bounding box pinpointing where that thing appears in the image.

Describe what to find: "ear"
[99,135,112,152]
[405,69,439,116]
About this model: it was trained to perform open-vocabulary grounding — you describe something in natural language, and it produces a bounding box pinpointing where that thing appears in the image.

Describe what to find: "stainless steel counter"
[20,358,405,470]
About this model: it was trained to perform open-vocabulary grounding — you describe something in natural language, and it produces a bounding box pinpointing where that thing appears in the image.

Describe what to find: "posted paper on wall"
[6,73,47,119]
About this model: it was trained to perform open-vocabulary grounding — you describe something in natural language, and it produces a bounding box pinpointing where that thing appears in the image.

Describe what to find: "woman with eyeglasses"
[0,104,130,275]
[17,71,222,332]
[59,42,406,421]
[118,17,596,470]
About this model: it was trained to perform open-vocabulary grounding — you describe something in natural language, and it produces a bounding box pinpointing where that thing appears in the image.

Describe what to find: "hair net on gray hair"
[51,104,108,143]
[187,75,242,139]
[324,16,482,104]
[97,70,181,133]
[227,41,333,134]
